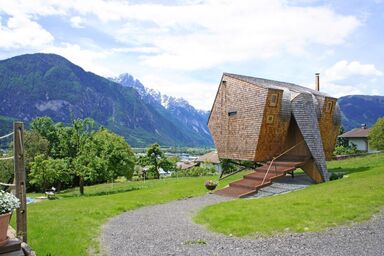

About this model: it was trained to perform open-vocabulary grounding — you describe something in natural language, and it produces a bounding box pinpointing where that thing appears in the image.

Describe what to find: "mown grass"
[17,172,249,256]
[194,153,384,237]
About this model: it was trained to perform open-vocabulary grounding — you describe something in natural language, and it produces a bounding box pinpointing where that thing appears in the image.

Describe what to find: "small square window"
[270,93,278,107]
[228,111,237,117]
[266,114,274,124]
[325,101,333,113]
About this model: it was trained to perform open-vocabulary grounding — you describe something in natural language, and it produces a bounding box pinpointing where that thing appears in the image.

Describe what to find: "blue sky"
[0,0,383,110]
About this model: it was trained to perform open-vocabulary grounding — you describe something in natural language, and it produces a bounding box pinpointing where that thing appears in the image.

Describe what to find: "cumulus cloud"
[43,43,114,76]
[108,0,361,70]
[324,60,383,81]
[0,15,54,49]
[0,0,361,71]
[318,60,384,98]
[0,0,370,108]
[69,16,84,28]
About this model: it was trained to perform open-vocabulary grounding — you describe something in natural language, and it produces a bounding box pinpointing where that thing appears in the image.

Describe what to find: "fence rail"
[0,123,27,243]
[0,132,14,140]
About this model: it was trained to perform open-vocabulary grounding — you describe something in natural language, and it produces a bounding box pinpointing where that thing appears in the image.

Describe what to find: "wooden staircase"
[214,159,307,198]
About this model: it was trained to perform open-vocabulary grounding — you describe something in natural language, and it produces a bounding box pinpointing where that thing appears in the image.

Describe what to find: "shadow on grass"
[59,186,143,198]
[328,166,371,175]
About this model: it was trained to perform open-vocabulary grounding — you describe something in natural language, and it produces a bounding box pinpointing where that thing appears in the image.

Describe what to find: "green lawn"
[194,153,384,237]
[18,172,248,256]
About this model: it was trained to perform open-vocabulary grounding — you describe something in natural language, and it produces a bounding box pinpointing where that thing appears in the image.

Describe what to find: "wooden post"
[14,122,27,243]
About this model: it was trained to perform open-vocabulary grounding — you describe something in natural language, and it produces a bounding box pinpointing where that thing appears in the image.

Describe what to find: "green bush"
[329,172,345,181]
[333,143,359,156]
[172,166,216,177]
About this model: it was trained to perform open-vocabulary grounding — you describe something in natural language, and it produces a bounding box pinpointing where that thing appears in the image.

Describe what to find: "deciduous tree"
[369,117,384,150]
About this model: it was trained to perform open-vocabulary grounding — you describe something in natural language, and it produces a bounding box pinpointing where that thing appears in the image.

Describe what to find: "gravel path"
[101,176,384,256]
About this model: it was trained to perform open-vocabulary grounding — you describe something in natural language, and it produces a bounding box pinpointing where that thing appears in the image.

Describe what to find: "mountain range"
[0,53,382,147]
[0,53,212,147]
[338,95,384,131]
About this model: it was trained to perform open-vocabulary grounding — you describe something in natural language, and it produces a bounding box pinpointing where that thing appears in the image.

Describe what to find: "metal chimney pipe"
[315,73,320,91]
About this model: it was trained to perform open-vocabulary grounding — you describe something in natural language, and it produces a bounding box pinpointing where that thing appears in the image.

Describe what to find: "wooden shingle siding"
[208,73,341,183]
[255,89,291,161]
[208,75,268,161]
[291,93,328,181]
[319,97,340,160]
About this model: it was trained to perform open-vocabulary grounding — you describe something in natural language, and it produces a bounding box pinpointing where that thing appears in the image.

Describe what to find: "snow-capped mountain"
[110,73,213,145]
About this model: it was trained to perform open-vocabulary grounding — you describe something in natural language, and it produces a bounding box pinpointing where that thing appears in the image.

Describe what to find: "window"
[325,101,333,113]
[270,93,278,107]
[266,114,274,124]
[228,111,237,117]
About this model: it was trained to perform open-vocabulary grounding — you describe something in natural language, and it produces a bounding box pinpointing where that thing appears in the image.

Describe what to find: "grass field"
[18,172,248,256]
[194,153,384,237]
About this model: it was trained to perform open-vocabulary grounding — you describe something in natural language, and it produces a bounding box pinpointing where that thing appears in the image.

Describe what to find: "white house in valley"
[339,125,373,152]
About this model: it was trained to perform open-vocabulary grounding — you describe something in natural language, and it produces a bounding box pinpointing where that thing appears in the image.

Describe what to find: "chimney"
[315,73,320,91]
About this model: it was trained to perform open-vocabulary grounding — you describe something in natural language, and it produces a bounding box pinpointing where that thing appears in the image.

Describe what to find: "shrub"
[333,144,359,156]
[172,166,216,177]
[329,172,345,181]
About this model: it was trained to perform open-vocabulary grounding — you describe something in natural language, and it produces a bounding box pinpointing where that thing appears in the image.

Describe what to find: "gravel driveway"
[101,177,384,256]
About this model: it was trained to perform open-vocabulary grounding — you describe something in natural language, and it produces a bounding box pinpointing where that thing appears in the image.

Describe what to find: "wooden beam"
[301,159,324,183]
[14,122,27,243]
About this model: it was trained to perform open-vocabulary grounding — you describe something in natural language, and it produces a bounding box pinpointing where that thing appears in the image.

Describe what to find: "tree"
[92,129,135,182]
[137,144,175,179]
[336,126,348,147]
[29,155,71,192]
[369,117,384,150]
[0,154,13,190]
[24,130,50,166]
[30,117,61,157]
[73,137,105,194]
[70,118,96,195]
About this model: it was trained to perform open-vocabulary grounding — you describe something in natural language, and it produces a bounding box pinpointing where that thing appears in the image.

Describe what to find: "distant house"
[142,166,172,177]
[158,168,171,177]
[176,161,197,170]
[339,124,372,152]
[196,151,222,173]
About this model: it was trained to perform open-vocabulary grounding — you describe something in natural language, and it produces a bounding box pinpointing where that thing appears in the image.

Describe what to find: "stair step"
[256,165,296,173]
[230,178,264,189]
[214,158,308,198]
[244,171,285,181]
[214,186,257,198]
[266,160,306,167]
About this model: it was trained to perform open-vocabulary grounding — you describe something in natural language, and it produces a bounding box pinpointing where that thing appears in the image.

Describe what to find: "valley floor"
[101,193,384,256]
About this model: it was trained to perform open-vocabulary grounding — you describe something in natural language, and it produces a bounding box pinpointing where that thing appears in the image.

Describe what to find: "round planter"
[205,184,217,191]
[0,212,11,246]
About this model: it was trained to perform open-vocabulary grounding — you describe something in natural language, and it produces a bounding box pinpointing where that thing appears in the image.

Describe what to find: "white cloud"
[43,43,114,76]
[324,60,383,81]
[318,82,366,98]
[0,15,54,49]
[316,60,384,98]
[0,0,371,108]
[69,16,84,28]
[0,0,361,71]
[99,0,361,70]
[0,0,66,16]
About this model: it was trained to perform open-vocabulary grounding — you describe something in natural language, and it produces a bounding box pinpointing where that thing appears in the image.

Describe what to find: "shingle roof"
[196,151,220,164]
[339,128,370,138]
[176,161,197,170]
[224,73,331,98]
[291,93,328,180]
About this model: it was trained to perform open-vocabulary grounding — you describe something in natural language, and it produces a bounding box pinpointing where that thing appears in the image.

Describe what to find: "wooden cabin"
[208,73,341,197]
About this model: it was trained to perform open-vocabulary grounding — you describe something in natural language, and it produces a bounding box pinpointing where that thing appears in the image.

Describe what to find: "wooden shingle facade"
[208,73,341,186]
